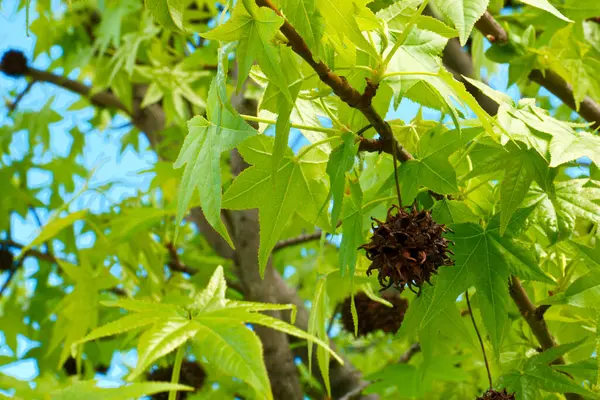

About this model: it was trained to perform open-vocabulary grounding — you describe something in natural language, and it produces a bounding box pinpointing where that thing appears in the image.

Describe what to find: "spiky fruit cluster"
[0,248,14,271]
[476,389,516,400]
[147,360,206,400]
[341,292,409,336]
[0,50,28,76]
[360,205,454,292]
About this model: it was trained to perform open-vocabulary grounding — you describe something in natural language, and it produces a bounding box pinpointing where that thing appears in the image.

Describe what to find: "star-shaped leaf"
[201,1,290,101]
[499,339,599,400]
[78,267,342,400]
[398,127,482,204]
[222,136,331,276]
[174,72,257,247]
[423,222,509,353]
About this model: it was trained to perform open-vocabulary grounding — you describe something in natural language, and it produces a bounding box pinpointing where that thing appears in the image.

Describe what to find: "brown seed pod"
[359,205,454,292]
[341,292,409,336]
[147,360,206,400]
[476,388,516,400]
[0,248,14,272]
[0,50,28,77]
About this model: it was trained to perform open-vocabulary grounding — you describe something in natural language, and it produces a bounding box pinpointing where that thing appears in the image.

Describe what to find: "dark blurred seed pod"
[359,205,454,292]
[147,360,206,400]
[476,388,516,399]
[0,248,14,271]
[341,292,409,336]
[0,50,28,77]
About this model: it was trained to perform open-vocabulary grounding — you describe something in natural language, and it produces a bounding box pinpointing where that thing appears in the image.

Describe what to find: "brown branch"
[473,12,600,129]
[255,0,412,161]
[529,70,600,130]
[24,67,130,113]
[509,277,583,400]
[474,11,508,44]
[7,80,36,114]
[273,231,324,251]
[398,343,421,364]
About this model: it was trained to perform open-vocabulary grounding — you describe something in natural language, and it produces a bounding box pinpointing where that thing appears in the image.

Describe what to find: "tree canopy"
[1,0,600,399]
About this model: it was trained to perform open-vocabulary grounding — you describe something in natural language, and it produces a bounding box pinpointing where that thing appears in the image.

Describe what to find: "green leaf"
[201,2,290,99]
[280,0,325,54]
[174,77,257,247]
[499,156,535,236]
[264,46,302,177]
[423,223,510,353]
[325,131,358,227]
[549,129,600,168]
[416,15,458,38]
[145,0,184,31]
[518,0,572,22]
[21,210,87,255]
[191,320,272,399]
[501,340,599,400]
[339,179,363,276]
[51,381,193,400]
[529,179,600,243]
[317,0,380,59]
[130,318,199,379]
[431,199,478,225]
[222,136,329,276]
[434,0,489,45]
[398,127,482,203]
[307,276,331,396]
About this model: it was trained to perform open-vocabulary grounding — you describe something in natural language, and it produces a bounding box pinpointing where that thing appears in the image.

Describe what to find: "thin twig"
[273,231,324,251]
[7,80,36,114]
[466,290,493,390]
[392,127,403,207]
[355,124,374,137]
[398,343,421,363]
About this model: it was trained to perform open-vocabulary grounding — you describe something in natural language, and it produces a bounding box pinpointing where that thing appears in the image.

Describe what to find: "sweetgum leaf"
[339,179,363,277]
[222,136,330,276]
[423,222,510,353]
[174,77,256,247]
[434,0,489,45]
[201,2,290,99]
[325,131,358,227]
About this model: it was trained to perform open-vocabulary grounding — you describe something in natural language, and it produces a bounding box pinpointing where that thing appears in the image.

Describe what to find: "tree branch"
[273,231,324,251]
[21,67,130,114]
[7,80,36,114]
[509,277,582,400]
[255,0,412,161]
[473,12,600,129]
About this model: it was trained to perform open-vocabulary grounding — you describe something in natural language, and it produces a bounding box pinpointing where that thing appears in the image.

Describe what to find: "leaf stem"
[392,132,403,207]
[381,71,439,80]
[362,196,397,210]
[239,114,341,134]
[381,0,430,69]
[465,290,493,390]
[296,136,342,159]
[168,344,186,400]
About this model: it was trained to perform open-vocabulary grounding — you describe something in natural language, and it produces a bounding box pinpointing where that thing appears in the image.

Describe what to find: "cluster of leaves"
[1,0,600,399]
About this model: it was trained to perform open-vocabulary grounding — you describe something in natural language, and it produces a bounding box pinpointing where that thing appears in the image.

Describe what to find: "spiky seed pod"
[0,50,28,77]
[341,292,409,336]
[359,205,454,292]
[476,389,516,400]
[147,360,206,400]
[0,248,14,271]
